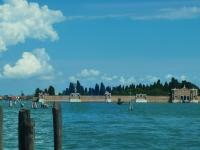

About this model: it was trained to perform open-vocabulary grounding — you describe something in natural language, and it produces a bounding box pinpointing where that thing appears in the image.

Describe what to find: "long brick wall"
[44,95,170,103]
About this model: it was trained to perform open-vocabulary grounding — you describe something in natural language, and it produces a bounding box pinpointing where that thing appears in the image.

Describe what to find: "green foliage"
[34,77,199,96]
[62,78,198,96]
[34,88,42,97]
[99,82,106,95]
[94,84,100,95]
[47,85,55,96]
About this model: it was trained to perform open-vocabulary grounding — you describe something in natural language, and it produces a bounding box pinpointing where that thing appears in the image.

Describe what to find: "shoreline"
[43,95,174,103]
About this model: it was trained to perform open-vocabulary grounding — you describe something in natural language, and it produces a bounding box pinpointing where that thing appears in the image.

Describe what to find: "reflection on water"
[1,101,200,150]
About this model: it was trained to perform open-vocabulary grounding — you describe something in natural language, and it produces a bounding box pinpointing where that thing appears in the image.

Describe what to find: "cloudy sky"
[0,0,200,94]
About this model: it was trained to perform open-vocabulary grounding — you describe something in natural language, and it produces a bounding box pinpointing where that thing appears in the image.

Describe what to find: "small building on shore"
[105,91,112,102]
[171,86,198,103]
[69,85,81,102]
[69,93,81,102]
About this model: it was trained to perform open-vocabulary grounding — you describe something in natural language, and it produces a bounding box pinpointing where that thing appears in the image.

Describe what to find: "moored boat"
[135,99,148,103]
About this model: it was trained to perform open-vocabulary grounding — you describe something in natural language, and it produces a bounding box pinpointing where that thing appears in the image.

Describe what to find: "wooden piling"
[18,109,35,150]
[129,100,133,111]
[0,107,3,150]
[52,103,62,150]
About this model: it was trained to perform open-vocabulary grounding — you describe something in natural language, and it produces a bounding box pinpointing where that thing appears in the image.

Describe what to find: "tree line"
[34,78,200,96]
[34,86,55,97]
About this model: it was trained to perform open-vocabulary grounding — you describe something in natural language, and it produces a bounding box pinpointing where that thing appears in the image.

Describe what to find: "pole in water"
[9,100,13,107]
[18,109,35,150]
[129,100,133,111]
[129,91,133,111]
[0,107,3,150]
[52,103,62,150]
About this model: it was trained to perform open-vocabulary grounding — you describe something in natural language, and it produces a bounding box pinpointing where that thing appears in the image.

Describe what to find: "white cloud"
[180,75,187,81]
[165,74,173,80]
[118,75,160,85]
[2,48,54,79]
[66,7,200,21]
[146,75,159,83]
[0,0,65,52]
[159,7,200,20]
[66,14,130,21]
[101,75,118,81]
[119,76,137,85]
[165,74,188,81]
[68,69,191,86]
[132,7,200,20]
[68,69,161,85]
[78,69,100,78]
[68,69,101,82]
[69,76,78,83]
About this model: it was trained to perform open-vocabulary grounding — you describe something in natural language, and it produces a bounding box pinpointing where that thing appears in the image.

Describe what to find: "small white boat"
[39,99,45,103]
[69,99,81,102]
[106,99,112,103]
[190,100,199,103]
[135,94,148,103]
[38,98,49,108]
[172,99,182,103]
[135,99,148,103]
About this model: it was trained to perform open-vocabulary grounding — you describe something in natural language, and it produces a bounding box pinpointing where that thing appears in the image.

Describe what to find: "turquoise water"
[1,101,200,150]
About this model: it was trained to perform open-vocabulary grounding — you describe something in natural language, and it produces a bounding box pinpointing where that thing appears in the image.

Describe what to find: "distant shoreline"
[43,95,173,103]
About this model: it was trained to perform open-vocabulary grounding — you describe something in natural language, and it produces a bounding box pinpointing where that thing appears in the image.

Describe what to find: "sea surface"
[1,101,200,150]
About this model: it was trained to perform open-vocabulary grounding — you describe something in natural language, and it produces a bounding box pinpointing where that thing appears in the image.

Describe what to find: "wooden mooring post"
[0,106,3,150]
[18,109,35,150]
[129,100,133,111]
[52,103,62,150]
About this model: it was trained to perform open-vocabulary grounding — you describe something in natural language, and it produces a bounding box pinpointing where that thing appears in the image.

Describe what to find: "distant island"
[34,77,200,97]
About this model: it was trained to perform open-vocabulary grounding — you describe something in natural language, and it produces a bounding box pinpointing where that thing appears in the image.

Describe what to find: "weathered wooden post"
[129,100,133,111]
[52,103,62,150]
[18,109,35,150]
[0,106,3,150]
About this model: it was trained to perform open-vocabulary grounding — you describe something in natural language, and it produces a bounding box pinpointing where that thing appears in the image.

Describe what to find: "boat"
[69,99,81,102]
[117,98,123,105]
[135,99,148,103]
[106,99,112,103]
[182,99,190,103]
[135,94,148,103]
[172,99,182,103]
[105,91,112,103]
[69,93,81,102]
[190,100,199,103]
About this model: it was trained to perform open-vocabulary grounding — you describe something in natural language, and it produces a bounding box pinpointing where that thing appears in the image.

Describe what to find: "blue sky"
[0,0,200,95]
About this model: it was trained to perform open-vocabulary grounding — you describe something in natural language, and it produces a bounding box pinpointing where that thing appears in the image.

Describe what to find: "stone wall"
[44,95,170,103]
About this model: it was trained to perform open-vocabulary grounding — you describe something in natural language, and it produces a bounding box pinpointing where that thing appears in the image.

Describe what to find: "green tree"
[94,84,100,95]
[69,82,75,93]
[99,82,106,95]
[34,88,41,97]
[48,85,55,95]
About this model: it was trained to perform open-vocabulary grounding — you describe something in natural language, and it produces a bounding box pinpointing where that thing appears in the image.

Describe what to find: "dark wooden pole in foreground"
[0,107,3,150]
[18,109,35,150]
[52,103,62,150]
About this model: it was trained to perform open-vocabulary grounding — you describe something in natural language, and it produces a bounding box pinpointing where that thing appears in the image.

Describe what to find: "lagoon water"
[1,101,200,150]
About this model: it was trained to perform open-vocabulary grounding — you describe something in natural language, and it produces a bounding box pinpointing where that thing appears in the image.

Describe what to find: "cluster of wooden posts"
[0,103,62,150]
